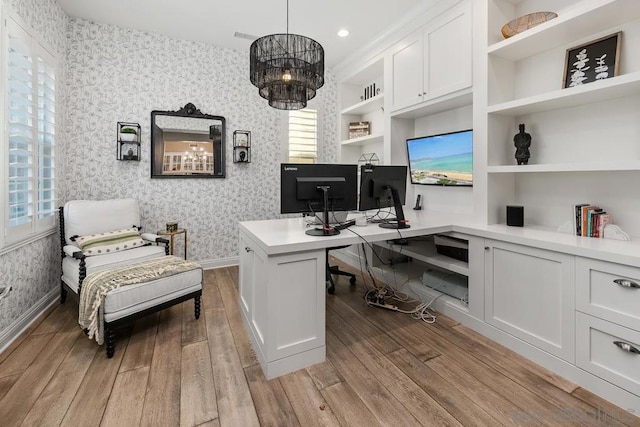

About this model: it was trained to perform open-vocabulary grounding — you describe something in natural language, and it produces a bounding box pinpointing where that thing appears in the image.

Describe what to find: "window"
[287,108,318,163]
[2,14,57,248]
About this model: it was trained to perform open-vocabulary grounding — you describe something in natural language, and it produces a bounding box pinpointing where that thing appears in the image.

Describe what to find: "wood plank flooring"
[1,263,639,426]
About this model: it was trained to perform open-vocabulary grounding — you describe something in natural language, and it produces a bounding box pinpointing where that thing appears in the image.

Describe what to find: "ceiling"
[56,0,436,68]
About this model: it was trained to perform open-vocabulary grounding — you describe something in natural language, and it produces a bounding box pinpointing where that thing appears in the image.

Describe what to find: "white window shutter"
[288,109,318,163]
[3,16,57,245]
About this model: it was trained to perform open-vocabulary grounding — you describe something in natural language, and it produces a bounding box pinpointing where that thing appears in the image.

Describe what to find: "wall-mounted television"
[406,129,473,186]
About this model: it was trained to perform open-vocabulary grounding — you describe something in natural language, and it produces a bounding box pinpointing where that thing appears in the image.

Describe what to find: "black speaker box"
[506,205,524,227]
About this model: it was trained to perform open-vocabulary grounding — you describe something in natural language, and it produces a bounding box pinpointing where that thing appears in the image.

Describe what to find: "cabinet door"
[391,33,423,111]
[239,231,255,317]
[424,2,472,100]
[484,240,575,362]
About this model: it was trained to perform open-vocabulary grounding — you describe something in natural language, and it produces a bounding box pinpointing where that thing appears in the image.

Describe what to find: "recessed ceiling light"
[337,29,349,38]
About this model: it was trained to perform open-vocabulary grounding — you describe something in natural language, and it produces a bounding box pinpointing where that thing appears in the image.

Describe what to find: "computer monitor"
[281,163,358,236]
[406,129,473,186]
[359,165,410,229]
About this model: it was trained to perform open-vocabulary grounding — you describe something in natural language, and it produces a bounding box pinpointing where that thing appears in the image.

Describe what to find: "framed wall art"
[563,32,621,89]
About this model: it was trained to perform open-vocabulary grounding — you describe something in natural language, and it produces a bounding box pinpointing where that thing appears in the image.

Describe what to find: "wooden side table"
[157,229,188,259]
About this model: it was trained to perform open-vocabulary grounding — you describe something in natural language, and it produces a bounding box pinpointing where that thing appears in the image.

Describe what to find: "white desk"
[238,210,480,379]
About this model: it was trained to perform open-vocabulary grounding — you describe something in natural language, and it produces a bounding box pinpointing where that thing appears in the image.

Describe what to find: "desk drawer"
[576,257,640,331]
[576,312,640,397]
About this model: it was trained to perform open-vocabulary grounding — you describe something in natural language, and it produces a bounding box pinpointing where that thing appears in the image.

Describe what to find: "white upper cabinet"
[391,2,472,112]
[391,33,423,111]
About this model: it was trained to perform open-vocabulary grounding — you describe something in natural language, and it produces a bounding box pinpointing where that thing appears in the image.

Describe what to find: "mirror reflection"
[151,104,225,178]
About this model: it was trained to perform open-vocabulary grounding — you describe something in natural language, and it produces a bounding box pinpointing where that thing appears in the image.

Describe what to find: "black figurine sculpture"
[514,123,531,165]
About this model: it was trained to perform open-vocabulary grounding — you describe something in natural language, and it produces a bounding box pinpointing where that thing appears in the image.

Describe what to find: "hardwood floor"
[1,264,638,426]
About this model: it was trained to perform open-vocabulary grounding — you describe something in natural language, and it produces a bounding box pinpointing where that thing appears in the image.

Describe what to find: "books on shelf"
[573,203,612,237]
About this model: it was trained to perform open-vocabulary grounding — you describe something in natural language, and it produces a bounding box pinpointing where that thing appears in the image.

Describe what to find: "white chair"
[59,199,202,357]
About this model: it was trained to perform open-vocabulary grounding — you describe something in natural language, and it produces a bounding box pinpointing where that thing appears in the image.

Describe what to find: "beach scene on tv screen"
[408,131,473,186]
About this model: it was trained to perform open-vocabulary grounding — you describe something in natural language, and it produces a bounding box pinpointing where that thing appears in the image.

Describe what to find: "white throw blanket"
[79,256,201,344]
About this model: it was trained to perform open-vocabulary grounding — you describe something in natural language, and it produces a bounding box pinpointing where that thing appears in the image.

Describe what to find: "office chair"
[326,246,356,294]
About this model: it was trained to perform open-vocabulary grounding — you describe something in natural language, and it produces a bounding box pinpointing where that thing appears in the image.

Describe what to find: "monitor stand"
[379,186,410,230]
[306,186,340,236]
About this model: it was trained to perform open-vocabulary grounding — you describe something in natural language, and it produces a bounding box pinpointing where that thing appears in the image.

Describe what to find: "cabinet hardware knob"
[423,92,427,95]
[484,246,490,251]
[613,340,640,355]
[245,247,253,252]
[613,279,639,289]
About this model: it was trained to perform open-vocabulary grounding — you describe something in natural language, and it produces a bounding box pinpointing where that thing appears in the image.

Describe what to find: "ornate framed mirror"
[151,103,226,178]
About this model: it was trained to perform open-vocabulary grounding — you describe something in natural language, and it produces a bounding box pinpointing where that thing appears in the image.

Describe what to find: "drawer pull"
[613,341,640,355]
[613,279,640,289]
[245,247,253,253]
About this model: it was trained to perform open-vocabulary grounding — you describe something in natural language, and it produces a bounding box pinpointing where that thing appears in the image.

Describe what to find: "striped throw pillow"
[76,227,145,256]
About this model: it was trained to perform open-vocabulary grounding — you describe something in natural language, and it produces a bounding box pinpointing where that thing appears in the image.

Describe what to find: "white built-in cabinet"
[485,0,640,236]
[239,230,326,379]
[484,240,575,362]
[338,59,385,165]
[371,233,485,321]
[575,257,640,397]
[391,1,472,112]
[338,0,473,165]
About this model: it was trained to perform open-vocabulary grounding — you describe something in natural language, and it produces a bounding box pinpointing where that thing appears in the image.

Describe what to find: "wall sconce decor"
[117,122,141,161]
[233,130,251,163]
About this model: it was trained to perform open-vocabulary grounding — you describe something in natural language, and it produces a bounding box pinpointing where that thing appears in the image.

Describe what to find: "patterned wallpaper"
[62,18,338,263]
[1,7,338,337]
[0,1,67,336]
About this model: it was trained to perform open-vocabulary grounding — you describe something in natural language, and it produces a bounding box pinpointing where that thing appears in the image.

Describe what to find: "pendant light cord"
[286,0,289,34]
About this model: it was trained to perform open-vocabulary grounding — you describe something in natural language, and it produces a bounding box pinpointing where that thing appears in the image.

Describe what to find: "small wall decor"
[501,12,557,39]
[117,122,141,161]
[513,123,531,165]
[358,153,379,167]
[349,121,370,139]
[233,130,251,163]
[563,32,621,89]
[360,82,382,101]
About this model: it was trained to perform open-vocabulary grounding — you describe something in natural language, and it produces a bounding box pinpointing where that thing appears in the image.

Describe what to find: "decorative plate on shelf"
[501,12,558,39]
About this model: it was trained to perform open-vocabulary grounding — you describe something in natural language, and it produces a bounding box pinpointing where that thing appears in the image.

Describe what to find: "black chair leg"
[328,266,356,285]
[60,282,67,304]
[194,296,201,319]
[327,264,336,295]
[106,326,115,358]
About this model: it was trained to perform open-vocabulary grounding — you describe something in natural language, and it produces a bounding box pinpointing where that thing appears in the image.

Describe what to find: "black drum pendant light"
[250,0,325,110]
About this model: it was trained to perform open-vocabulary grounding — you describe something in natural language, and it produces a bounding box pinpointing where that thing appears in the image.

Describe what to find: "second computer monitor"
[359,165,408,211]
[280,163,358,215]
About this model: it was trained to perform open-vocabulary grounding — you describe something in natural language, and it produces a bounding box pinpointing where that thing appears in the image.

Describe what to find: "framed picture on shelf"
[562,32,621,89]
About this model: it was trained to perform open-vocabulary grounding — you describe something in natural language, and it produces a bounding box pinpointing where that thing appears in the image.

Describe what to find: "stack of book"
[573,204,612,237]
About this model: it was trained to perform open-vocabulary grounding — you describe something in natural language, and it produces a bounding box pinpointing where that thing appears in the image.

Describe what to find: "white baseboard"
[197,256,239,270]
[0,288,58,355]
